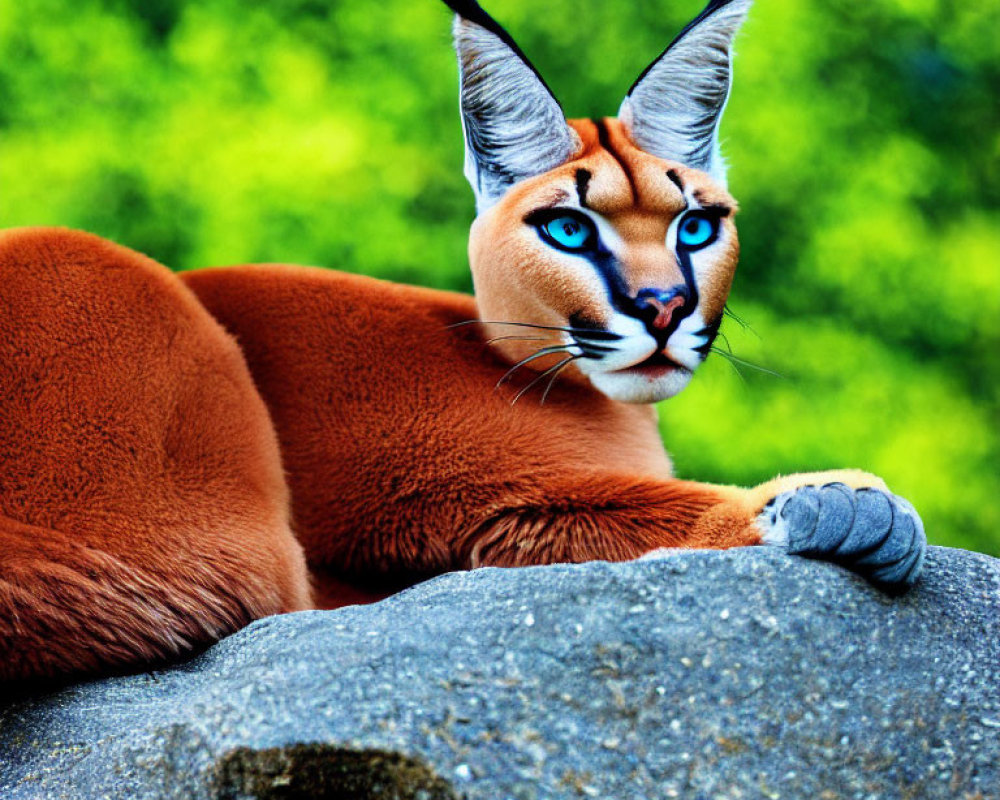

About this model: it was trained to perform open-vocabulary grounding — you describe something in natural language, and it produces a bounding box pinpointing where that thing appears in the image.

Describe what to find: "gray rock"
[1,546,998,800]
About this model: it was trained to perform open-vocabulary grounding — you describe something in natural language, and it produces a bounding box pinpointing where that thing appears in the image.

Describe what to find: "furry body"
[183,257,904,612]
[0,222,900,682]
[183,263,752,596]
[0,0,925,681]
[0,228,309,680]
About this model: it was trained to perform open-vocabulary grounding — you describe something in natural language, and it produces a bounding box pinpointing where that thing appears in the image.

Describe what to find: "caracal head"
[445,0,751,404]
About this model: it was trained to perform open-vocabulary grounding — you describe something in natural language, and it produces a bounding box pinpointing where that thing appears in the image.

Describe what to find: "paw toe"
[834,486,893,558]
[860,496,927,592]
[809,482,858,554]
[772,485,820,551]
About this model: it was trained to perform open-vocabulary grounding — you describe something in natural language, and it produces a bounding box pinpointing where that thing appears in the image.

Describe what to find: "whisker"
[495,345,575,390]
[573,339,618,356]
[484,332,609,364]
[540,355,583,405]
[723,305,759,338]
[709,347,783,378]
[511,355,579,406]
[715,330,733,354]
[484,334,558,346]
[715,352,748,384]
[447,319,623,342]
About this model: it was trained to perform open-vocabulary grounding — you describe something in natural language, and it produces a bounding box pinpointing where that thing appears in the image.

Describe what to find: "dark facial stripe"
[592,118,639,204]
[575,169,592,208]
[584,248,632,314]
[675,248,701,327]
[666,168,685,197]
[693,317,722,358]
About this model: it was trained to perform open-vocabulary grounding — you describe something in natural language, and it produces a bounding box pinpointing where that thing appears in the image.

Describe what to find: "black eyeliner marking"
[525,208,598,254]
[699,201,732,217]
[692,189,732,217]
[575,169,592,208]
[592,118,638,204]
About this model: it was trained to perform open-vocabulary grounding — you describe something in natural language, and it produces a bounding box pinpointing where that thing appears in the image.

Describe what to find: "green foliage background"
[1,0,997,553]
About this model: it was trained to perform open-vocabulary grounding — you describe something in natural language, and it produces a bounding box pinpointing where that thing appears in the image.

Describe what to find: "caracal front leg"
[693,469,926,593]
[464,469,925,594]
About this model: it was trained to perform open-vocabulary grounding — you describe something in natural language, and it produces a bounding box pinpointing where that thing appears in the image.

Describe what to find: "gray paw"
[759,482,926,593]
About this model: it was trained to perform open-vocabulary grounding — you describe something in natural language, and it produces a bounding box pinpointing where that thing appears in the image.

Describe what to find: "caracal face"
[470,118,740,404]
[448,0,752,403]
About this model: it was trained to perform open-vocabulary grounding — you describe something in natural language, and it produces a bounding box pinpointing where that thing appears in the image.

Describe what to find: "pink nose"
[643,294,687,331]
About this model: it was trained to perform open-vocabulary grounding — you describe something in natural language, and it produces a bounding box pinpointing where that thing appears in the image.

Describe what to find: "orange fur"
[180,263,878,607]
[0,117,888,679]
[0,228,310,681]
[0,10,898,677]
[470,119,739,373]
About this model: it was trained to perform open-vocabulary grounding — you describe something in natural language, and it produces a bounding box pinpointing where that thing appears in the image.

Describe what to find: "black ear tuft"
[443,0,578,211]
[619,0,753,185]
[440,0,557,98]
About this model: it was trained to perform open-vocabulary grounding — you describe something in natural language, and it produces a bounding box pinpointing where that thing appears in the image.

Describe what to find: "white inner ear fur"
[619,0,752,186]
[454,18,578,213]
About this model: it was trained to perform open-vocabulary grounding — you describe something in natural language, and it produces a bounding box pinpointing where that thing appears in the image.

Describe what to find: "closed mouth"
[617,351,689,376]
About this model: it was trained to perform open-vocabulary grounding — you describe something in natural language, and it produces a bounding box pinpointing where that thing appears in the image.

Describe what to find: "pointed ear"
[443,0,578,211]
[619,0,752,186]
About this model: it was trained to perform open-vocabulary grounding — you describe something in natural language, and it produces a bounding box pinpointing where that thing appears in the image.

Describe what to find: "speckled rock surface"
[1,546,998,800]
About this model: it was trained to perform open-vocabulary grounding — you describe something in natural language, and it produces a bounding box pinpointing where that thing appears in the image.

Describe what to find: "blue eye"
[539,213,596,252]
[677,213,719,250]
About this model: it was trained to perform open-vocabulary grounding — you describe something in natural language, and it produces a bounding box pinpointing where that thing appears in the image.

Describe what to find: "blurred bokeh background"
[1,0,997,553]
